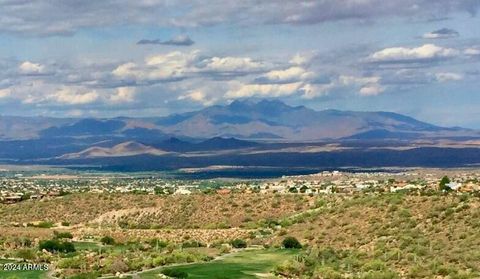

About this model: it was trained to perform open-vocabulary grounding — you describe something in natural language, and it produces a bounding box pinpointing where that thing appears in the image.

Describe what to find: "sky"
[0,0,479,128]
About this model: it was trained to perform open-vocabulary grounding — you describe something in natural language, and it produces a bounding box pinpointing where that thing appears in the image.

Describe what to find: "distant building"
[446,182,462,191]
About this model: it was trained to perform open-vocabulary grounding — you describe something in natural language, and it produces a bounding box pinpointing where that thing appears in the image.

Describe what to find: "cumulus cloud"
[226,82,303,98]
[368,44,459,63]
[289,52,317,66]
[422,28,459,39]
[112,50,268,85]
[200,57,266,75]
[359,84,385,96]
[112,51,198,83]
[137,35,194,46]
[1,0,478,36]
[52,87,99,105]
[18,61,46,75]
[255,67,315,84]
[109,87,136,103]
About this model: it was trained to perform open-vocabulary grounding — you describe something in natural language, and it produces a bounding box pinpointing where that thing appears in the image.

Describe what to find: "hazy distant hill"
[1,99,472,142]
[59,141,171,159]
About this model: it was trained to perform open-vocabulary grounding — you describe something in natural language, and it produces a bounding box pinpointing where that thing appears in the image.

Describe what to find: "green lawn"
[0,259,48,279]
[72,241,101,251]
[140,249,298,279]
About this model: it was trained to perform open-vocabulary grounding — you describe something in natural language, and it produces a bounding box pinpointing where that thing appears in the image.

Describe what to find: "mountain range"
[1,99,479,172]
[0,99,474,142]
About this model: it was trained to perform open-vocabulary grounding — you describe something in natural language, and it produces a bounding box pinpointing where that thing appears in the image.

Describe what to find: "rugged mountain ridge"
[0,99,473,142]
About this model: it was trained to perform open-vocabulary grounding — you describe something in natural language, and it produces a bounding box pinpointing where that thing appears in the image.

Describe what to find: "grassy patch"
[0,260,47,279]
[140,249,297,279]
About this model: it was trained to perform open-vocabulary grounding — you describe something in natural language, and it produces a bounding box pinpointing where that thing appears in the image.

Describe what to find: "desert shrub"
[109,258,129,274]
[282,236,302,249]
[100,236,115,245]
[39,239,75,253]
[230,239,247,249]
[54,231,73,239]
[312,266,343,279]
[58,256,84,269]
[15,248,36,260]
[274,260,304,277]
[148,238,168,249]
[181,240,206,248]
[36,221,54,228]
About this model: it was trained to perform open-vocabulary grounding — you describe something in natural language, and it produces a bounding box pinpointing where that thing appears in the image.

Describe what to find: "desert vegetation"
[1,190,480,278]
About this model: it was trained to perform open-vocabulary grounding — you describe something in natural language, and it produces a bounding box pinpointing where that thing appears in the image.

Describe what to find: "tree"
[439,176,451,191]
[282,236,302,249]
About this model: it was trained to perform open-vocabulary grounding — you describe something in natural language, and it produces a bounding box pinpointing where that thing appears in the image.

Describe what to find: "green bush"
[100,236,115,245]
[36,221,54,228]
[39,239,75,253]
[282,236,302,249]
[54,231,73,239]
[181,240,206,248]
[149,238,168,249]
[230,239,247,249]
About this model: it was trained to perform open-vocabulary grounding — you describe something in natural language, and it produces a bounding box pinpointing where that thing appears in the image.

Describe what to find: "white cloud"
[226,82,303,98]
[202,57,264,73]
[53,87,99,105]
[261,67,314,83]
[178,90,216,106]
[465,47,480,56]
[112,51,267,85]
[0,88,11,99]
[289,53,316,66]
[339,75,381,86]
[109,87,136,103]
[300,83,334,99]
[369,44,459,63]
[359,84,385,96]
[308,75,386,97]
[18,61,46,75]
[435,72,463,82]
[0,1,478,36]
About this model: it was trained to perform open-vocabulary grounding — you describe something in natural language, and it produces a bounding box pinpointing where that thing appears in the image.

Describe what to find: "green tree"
[439,176,451,191]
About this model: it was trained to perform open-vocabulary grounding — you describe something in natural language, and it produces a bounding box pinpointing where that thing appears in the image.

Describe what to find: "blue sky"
[0,0,479,128]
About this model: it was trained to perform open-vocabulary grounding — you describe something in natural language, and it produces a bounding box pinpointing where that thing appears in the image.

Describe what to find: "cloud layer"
[0,0,479,36]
